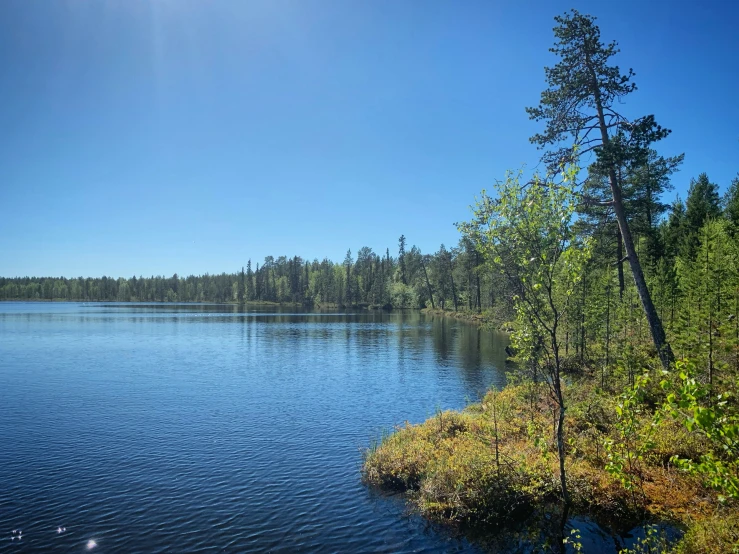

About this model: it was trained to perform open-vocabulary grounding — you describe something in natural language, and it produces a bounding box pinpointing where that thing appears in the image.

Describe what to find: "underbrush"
[363,376,735,551]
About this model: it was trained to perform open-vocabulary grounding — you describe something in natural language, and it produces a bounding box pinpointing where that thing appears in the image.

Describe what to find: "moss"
[363,380,723,539]
[674,511,739,553]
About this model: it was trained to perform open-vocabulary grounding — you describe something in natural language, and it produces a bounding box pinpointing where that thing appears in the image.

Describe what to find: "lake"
[0,302,509,552]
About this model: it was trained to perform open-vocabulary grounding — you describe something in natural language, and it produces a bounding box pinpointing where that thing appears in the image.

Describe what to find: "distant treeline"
[3,169,738,331]
[0,236,505,315]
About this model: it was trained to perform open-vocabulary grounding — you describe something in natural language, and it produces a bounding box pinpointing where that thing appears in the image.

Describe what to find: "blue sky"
[1,0,737,278]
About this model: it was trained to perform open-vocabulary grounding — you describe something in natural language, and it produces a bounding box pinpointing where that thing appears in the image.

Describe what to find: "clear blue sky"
[1,0,737,278]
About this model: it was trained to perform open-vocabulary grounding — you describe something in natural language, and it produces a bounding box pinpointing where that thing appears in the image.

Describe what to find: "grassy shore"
[362,375,737,552]
[421,307,487,324]
[421,307,517,334]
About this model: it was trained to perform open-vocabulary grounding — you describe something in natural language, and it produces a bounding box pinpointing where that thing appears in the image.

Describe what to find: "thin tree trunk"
[565,296,570,356]
[548,308,570,539]
[492,388,500,474]
[420,256,435,309]
[580,275,586,363]
[617,227,625,300]
[605,283,611,387]
[530,358,538,423]
[734,288,738,374]
[554,368,571,534]
[448,255,458,312]
[709,303,714,402]
[707,226,713,401]
[468,258,473,311]
[475,251,482,313]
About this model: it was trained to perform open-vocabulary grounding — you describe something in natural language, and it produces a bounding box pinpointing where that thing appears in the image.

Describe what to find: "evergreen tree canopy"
[683,173,721,257]
[723,173,739,232]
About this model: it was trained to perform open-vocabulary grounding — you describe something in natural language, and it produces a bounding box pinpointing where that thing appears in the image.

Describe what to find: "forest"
[0,236,498,313]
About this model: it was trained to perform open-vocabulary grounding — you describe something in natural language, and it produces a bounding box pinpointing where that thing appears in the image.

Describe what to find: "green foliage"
[673,219,739,372]
[674,512,739,554]
[618,525,673,554]
[684,173,722,256]
[389,282,417,309]
[563,527,583,552]
[458,159,594,525]
[0,236,511,314]
[604,373,654,507]
[398,235,408,286]
[364,386,564,527]
[661,198,687,262]
[363,378,700,541]
[724,174,739,234]
[624,151,684,264]
[526,9,636,168]
[662,359,739,499]
[459,164,591,370]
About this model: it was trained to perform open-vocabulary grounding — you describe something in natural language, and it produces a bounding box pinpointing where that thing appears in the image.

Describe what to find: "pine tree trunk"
[554,364,571,536]
[734,289,738,374]
[475,251,482,313]
[420,256,435,309]
[467,258,473,311]
[605,283,611,385]
[610,174,673,367]
[707,227,714,400]
[580,275,586,363]
[492,389,500,473]
[589,73,674,370]
[617,227,625,300]
[448,255,458,312]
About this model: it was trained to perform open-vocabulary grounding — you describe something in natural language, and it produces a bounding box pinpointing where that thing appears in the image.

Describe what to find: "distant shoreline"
[0,299,295,306]
[421,307,513,333]
[0,299,398,311]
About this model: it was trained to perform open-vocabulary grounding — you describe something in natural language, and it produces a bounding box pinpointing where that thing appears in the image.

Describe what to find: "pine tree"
[723,173,739,234]
[238,267,245,304]
[660,198,686,262]
[246,260,254,301]
[343,250,354,307]
[623,151,684,264]
[398,235,407,285]
[675,220,739,389]
[526,9,674,369]
[683,173,722,258]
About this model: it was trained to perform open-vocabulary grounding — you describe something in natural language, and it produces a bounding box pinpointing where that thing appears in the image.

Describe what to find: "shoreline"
[421,307,514,333]
[0,298,300,306]
[362,379,729,552]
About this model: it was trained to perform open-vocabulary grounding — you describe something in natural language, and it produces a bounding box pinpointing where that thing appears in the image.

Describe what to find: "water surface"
[0,303,508,552]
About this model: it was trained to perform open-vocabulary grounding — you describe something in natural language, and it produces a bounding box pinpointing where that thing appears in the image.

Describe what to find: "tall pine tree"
[526,9,674,369]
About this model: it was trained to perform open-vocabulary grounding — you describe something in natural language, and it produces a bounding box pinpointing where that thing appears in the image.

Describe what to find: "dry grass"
[363,381,732,548]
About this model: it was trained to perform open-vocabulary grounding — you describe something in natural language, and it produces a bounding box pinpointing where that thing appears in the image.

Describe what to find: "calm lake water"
[0,302,509,553]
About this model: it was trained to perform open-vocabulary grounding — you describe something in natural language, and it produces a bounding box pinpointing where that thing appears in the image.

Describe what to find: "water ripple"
[0,303,509,552]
